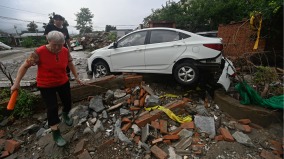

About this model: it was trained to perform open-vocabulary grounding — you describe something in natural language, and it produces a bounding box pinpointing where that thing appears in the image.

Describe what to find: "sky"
[0,0,178,35]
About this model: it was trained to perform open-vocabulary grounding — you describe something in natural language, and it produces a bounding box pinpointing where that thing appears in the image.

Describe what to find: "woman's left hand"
[75,78,84,85]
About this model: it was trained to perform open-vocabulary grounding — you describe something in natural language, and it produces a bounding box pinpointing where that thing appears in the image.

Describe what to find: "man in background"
[44,14,72,79]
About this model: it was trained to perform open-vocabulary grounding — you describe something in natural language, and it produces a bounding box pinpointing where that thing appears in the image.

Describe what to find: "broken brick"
[129,106,141,111]
[181,121,194,129]
[139,88,145,99]
[150,145,168,159]
[5,140,20,154]
[121,122,132,132]
[169,127,183,135]
[124,75,143,88]
[270,140,283,155]
[139,94,147,107]
[0,151,9,158]
[182,97,192,103]
[214,135,224,141]
[242,125,252,133]
[260,150,282,159]
[238,119,251,125]
[121,117,131,123]
[192,137,201,144]
[135,100,185,127]
[152,138,163,144]
[220,128,234,142]
[151,121,160,129]
[163,139,171,145]
[160,120,168,134]
[97,138,115,150]
[163,135,180,140]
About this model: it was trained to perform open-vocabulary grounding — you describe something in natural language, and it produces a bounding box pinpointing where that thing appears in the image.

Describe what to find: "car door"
[110,31,147,71]
[144,30,187,71]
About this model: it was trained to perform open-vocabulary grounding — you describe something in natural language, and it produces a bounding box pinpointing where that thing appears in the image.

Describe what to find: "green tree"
[27,21,38,32]
[75,8,94,34]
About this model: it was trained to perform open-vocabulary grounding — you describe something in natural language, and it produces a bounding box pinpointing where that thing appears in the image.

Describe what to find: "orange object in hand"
[7,90,18,110]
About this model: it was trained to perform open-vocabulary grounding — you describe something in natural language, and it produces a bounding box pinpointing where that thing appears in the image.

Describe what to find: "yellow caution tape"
[159,94,179,98]
[145,105,192,123]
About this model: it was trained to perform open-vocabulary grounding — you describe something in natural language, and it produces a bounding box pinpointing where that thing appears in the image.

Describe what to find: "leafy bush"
[21,37,47,48]
[107,32,117,42]
[13,89,38,118]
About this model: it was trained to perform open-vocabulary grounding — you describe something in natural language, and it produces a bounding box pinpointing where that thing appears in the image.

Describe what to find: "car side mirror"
[113,42,118,48]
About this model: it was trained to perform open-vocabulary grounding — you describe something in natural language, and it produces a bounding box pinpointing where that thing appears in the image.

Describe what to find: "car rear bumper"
[195,58,225,71]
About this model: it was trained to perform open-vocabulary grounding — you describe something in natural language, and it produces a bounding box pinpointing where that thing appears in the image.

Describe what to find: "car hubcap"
[95,65,107,77]
[178,66,195,82]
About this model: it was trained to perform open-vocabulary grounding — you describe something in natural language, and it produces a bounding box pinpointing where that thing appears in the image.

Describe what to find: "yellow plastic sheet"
[145,105,192,123]
[250,12,262,50]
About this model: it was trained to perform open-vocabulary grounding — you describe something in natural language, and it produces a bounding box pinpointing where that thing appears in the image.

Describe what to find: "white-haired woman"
[11,30,82,147]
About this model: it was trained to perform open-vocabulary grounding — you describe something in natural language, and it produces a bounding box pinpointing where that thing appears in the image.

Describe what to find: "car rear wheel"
[92,61,110,78]
[173,62,199,85]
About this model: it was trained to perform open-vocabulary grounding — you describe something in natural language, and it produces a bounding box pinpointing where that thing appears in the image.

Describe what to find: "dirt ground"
[0,49,283,159]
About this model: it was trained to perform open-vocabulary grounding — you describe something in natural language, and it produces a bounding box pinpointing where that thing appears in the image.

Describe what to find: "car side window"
[150,30,180,44]
[179,32,191,39]
[117,31,147,48]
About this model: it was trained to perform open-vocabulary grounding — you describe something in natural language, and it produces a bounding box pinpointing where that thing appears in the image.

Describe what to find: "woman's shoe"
[62,112,73,126]
[52,129,66,147]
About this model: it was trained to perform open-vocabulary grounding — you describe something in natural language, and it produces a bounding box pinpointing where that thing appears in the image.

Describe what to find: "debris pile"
[0,75,283,159]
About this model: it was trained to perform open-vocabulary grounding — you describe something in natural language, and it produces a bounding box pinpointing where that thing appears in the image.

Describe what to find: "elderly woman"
[11,31,82,147]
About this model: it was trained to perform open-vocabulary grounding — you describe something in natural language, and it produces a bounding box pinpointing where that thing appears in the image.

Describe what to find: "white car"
[87,27,224,85]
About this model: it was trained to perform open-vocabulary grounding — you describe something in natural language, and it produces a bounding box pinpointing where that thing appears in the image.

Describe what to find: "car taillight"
[203,44,223,51]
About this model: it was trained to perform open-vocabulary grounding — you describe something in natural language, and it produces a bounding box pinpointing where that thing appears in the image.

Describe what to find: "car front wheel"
[92,61,110,78]
[173,62,199,85]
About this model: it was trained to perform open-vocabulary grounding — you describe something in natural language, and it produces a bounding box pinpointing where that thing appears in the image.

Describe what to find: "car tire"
[92,61,110,78]
[173,62,199,85]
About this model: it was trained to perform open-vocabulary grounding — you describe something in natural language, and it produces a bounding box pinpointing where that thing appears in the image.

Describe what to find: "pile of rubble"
[0,75,283,159]
[71,32,114,51]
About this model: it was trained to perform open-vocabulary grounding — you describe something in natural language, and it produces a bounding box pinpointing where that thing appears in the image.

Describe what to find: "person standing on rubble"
[44,14,72,80]
[11,31,83,147]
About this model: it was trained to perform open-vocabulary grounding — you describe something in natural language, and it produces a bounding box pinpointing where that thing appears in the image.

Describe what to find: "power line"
[0,4,47,16]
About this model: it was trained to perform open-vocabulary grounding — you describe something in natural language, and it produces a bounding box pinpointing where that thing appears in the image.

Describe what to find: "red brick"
[139,88,145,99]
[238,119,251,125]
[214,135,224,141]
[169,127,183,135]
[260,150,282,159]
[135,113,158,128]
[163,139,171,145]
[0,151,9,158]
[270,140,283,155]
[150,145,168,159]
[0,130,5,138]
[124,75,143,88]
[192,144,205,155]
[121,117,131,123]
[152,138,163,144]
[181,121,194,129]
[139,94,147,107]
[121,122,132,132]
[151,121,160,129]
[242,125,252,133]
[220,128,234,142]
[163,135,179,140]
[182,97,192,103]
[135,100,185,127]
[5,140,20,154]
[97,138,115,150]
[160,120,168,134]
[129,106,141,111]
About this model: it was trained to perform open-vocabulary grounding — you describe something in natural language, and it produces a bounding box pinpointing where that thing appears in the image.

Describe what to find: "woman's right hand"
[11,83,20,93]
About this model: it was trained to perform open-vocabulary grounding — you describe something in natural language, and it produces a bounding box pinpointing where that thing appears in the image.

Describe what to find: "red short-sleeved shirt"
[27,45,72,88]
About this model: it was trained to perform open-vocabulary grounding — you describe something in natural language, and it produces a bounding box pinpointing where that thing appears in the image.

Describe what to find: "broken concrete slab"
[214,90,283,127]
